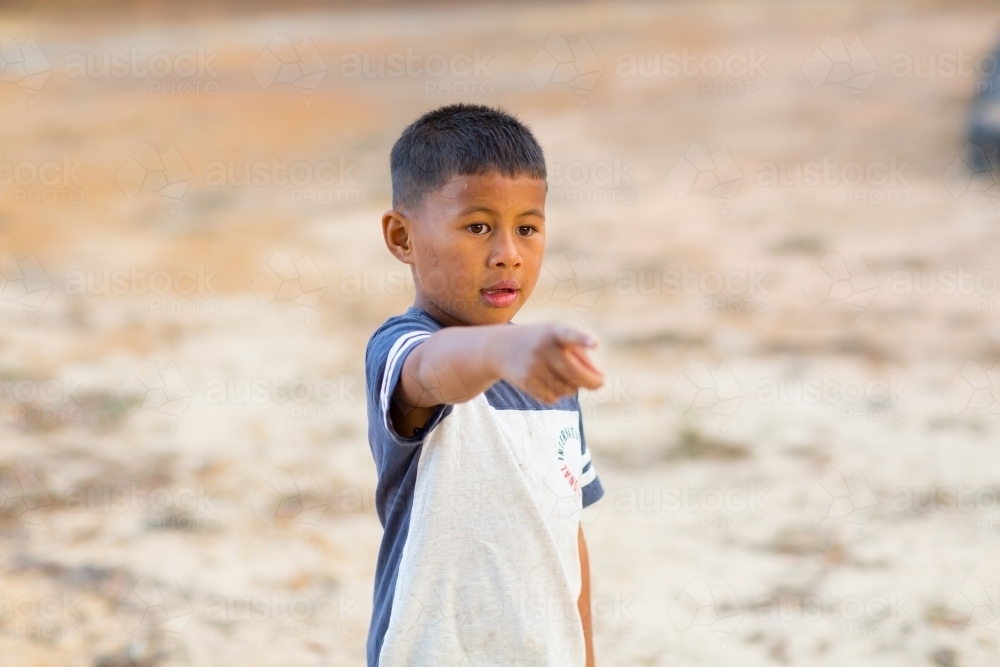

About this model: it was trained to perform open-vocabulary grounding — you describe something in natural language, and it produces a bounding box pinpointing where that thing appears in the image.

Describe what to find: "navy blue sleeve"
[578,400,604,508]
[365,315,450,453]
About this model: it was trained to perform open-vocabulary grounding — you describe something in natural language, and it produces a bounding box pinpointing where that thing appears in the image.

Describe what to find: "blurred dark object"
[967,42,1000,171]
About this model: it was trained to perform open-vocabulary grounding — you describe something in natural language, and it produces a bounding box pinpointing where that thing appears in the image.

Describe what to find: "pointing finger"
[550,323,598,349]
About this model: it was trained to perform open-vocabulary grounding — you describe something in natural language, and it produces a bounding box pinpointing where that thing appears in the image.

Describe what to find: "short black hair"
[390,103,546,211]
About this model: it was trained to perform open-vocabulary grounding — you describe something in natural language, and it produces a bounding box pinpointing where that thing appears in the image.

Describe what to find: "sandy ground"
[2,1,1000,665]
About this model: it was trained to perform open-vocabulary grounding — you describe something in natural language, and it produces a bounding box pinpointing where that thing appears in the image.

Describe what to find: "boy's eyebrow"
[458,205,545,218]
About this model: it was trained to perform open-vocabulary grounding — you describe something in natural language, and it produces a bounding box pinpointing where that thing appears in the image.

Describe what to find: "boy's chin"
[471,309,519,325]
[475,291,532,323]
[459,302,521,326]
[420,288,536,325]
[435,297,525,326]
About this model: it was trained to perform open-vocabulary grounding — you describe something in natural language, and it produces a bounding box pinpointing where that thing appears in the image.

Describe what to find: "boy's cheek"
[520,262,543,296]
[518,281,538,304]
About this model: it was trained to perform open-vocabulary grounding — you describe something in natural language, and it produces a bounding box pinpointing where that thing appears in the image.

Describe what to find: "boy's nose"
[489,232,522,268]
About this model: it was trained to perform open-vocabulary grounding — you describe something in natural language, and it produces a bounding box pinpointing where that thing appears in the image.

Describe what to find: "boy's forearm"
[396,325,507,408]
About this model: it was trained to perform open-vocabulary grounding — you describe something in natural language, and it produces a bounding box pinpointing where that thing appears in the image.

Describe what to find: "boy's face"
[383,171,546,327]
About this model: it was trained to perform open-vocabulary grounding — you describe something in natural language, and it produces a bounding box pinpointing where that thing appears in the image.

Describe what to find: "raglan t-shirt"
[364,306,604,667]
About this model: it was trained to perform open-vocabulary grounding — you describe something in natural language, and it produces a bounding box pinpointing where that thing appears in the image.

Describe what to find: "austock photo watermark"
[0,468,51,526]
[801,252,878,318]
[114,579,362,644]
[3,254,224,320]
[548,156,636,205]
[527,35,602,100]
[615,483,771,532]
[755,156,912,206]
[800,254,996,316]
[0,156,85,205]
[250,470,377,528]
[205,374,362,422]
[1,465,378,535]
[667,143,744,213]
[803,37,1000,98]
[251,252,328,314]
[252,35,325,95]
[804,468,1000,532]
[340,48,495,97]
[64,47,219,96]
[890,483,1000,531]
[812,254,1000,315]
[0,254,51,322]
[891,266,1000,313]
[106,359,363,426]
[616,47,770,97]
[665,361,914,427]
[591,591,636,639]
[116,143,192,213]
[669,145,913,212]
[3,34,222,99]
[64,481,221,532]
[890,48,1000,89]
[529,35,1000,105]
[203,590,361,640]
[115,578,192,646]
[63,264,220,314]
[10,32,1000,106]
[755,372,912,423]
[204,155,360,205]
[802,35,877,102]
[115,360,193,428]
[751,589,913,641]
[942,143,1000,204]
[1,467,220,532]
[1,372,88,427]
[666,578,744,648]
[667,361,745,431]
[615,265,771,313]
[0,33,52,103]
[667,577,914,646]
[938,578,1000,639]
[531,253,603,323]
[1,589,84,642]
[118,144,362,210]
[943,360,998,421]
[338,268,414,297]
[579,373,636,424]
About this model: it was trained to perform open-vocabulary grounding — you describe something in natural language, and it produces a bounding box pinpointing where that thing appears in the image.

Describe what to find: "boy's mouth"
[480,279,519,308]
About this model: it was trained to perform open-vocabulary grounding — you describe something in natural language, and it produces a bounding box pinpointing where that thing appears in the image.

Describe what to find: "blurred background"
[2,0,1000,665]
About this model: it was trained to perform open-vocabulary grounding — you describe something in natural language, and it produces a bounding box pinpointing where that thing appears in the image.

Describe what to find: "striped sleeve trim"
[580,447,596,485]
[380,331,432,439]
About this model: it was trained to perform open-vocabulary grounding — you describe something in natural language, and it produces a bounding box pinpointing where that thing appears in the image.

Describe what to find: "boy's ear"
[382,209,415,264]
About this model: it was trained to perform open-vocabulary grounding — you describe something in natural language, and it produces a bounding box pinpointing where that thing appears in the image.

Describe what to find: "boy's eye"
[468,223,489,234]
[516,225,537,236]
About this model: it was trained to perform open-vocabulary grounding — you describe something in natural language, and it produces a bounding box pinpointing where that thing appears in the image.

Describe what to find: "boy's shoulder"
[369,306,442,340]
[365,307,442,362]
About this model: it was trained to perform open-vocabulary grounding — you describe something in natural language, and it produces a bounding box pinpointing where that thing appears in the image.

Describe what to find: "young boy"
[365,103,605,667]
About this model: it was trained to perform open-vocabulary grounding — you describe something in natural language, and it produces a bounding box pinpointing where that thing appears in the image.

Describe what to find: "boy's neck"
[412,294,515,328]
[412,294,466,327]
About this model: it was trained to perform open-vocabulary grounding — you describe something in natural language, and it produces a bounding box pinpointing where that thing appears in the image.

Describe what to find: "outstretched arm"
[390,321,604,437]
